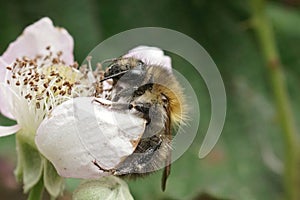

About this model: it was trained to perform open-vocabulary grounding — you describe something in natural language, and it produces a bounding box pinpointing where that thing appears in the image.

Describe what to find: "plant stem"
[250,0,300,199]
[28,178,44,200]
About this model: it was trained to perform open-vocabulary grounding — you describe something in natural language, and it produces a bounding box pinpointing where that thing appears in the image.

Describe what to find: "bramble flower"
[0,17,93,198]
[34,45,174,199]
[0,17,92,137]
[35,45,173,180]
[0,16,173,200]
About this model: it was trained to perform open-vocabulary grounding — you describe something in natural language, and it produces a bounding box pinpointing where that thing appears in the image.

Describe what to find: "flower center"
[4,46,92,131]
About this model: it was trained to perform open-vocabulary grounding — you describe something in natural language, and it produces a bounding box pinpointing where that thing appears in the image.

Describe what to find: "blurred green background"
[1,0,300,199]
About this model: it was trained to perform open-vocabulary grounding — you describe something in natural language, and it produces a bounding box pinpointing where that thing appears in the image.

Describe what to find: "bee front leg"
[93,97,132,110]
[92,159,115,174]
[131,102,152,124]
[93,98,113,106]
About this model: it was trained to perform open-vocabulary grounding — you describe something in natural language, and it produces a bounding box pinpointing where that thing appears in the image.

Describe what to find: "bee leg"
[93,97,132,110]
[93,98,112,106]
[132,102,152,124]
[92,159,115,174]
[132,83,153,98]
[114,137,162,175]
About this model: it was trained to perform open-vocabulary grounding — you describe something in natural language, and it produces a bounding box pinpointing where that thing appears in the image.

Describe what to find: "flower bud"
[73,176,134,200]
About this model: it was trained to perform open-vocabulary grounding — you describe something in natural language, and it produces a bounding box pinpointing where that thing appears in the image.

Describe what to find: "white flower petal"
[124,46,172,70]
[0,124,21,137]
[36,97,145,179]
[0,58,15,120]
[1,17,74,65]
[0,58,7,83]
[0,82,18,120]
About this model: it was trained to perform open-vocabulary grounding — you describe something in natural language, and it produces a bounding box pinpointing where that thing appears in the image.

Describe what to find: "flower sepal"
[14,130,64,199]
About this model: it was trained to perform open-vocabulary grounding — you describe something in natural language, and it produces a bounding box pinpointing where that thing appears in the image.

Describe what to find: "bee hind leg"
[114,137,162,176]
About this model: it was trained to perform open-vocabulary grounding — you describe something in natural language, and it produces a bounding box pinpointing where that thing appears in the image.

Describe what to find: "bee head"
[101,58,144,82]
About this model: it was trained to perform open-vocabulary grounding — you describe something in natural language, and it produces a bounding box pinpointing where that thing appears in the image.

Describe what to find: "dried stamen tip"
[86,56,92,62]
[96,63,102,70]
[86,56,93,72]
[72,62,79,69]
[57,51,63,57]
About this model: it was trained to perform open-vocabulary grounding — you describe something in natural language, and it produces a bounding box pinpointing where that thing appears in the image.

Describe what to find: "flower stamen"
[4,46,93,130]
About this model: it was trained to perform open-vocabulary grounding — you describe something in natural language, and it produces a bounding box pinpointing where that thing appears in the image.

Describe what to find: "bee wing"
[36,97,146,179]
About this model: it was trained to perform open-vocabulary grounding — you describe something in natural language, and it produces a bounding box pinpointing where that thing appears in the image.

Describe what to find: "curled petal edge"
[0,124,20,137]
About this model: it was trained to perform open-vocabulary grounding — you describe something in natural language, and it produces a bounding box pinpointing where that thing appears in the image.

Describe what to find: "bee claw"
[92,159,115,174]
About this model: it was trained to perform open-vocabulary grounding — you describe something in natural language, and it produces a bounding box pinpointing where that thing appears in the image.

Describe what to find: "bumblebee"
[95,57,186,191]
